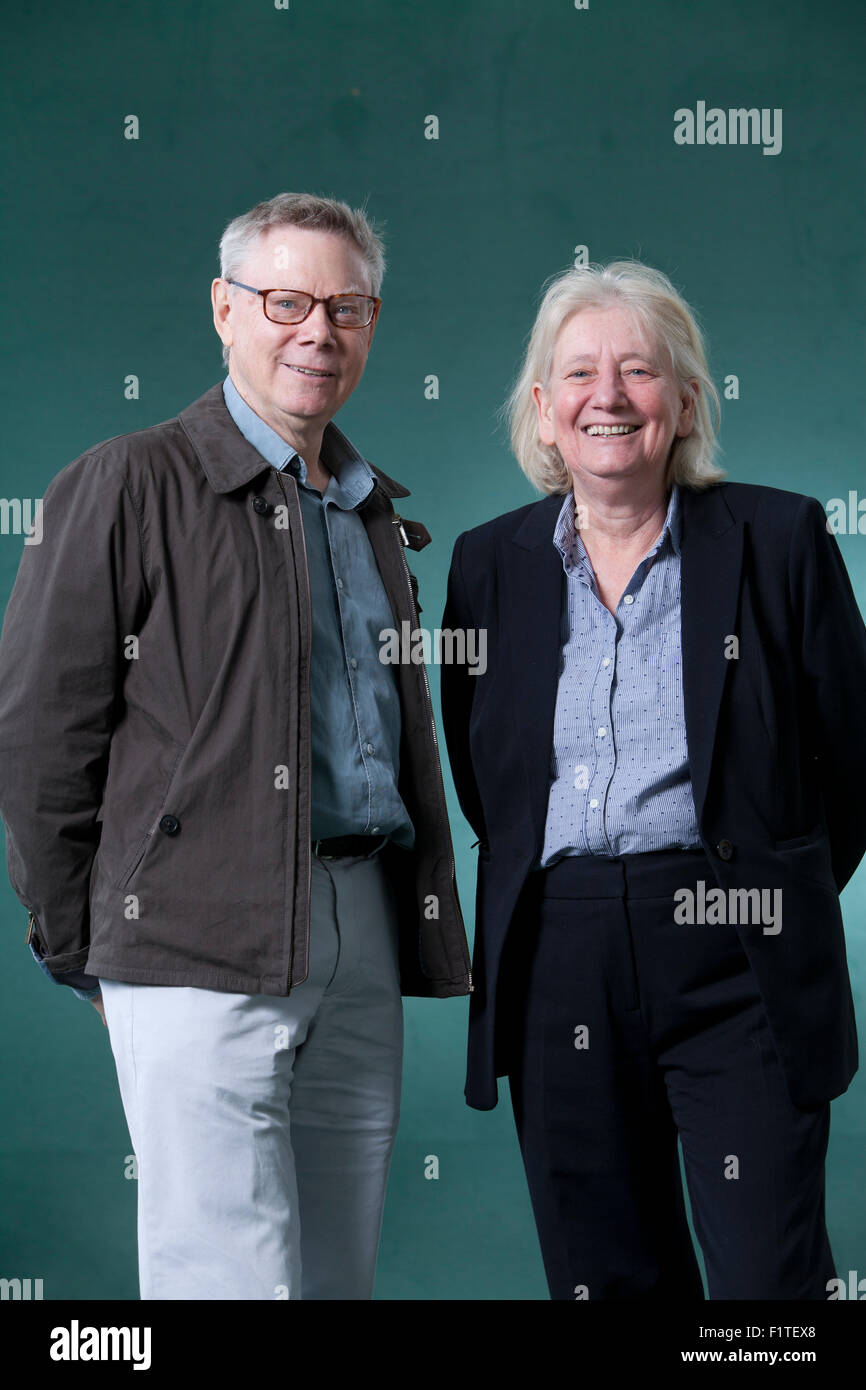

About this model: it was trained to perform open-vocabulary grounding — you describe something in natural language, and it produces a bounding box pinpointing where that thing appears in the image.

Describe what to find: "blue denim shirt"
[29,378,413,1002]
[29,942,101,1001]
[540,483,702,866]
[222,377,413,846]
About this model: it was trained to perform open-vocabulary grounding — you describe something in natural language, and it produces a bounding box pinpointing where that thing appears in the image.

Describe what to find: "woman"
[440,261,866,1300]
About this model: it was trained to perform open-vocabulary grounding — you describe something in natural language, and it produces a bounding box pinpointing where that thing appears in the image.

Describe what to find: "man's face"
[211,225,378,448]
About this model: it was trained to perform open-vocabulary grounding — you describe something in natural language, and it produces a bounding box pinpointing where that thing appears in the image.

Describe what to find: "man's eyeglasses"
[226,280,380,328]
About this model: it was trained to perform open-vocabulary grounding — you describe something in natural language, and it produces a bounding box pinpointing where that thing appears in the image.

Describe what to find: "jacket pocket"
[111,739,186,890]
[771,826,833,889]
[773,825,824,852]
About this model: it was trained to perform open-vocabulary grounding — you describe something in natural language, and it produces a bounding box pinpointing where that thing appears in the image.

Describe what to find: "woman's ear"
[677,378,699,437]
[532,381,556,447]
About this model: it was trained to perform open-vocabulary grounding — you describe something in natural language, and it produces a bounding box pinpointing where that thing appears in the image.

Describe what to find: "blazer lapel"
[679,484,743,824]
[503,495,567,852]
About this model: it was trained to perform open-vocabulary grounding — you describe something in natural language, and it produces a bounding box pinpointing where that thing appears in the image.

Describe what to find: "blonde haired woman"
[441,261,866,1300]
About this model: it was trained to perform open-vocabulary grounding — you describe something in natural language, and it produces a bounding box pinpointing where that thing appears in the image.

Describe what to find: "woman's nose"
[589,365,625,407]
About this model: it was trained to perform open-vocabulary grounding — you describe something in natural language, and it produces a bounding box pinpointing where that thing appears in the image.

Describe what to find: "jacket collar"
[177,383,410,499]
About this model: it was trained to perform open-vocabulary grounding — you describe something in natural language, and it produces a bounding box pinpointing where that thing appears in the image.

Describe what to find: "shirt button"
[366,743,375,755]
[349,657,358,669]
[589,799,599,809]
[336,578,344,590]
[602,657,611,668]
[623,594,634,605]
[597,727,606,738]
[372,826,380,834]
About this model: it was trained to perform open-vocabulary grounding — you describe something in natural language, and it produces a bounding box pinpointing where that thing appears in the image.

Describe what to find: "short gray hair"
[506,260,725,493]
[217,192,386,367]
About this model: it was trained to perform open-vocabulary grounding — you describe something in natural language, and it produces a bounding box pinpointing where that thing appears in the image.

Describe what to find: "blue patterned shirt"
[540,483,701,866]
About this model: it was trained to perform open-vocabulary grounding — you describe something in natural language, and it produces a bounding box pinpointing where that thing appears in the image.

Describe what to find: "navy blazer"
[441,481,866,1111]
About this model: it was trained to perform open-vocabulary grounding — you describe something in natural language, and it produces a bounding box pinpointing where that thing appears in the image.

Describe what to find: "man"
[0,192,471,1300]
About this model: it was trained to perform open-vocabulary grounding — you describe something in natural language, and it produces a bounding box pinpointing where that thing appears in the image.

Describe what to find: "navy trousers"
[503,849,836,1301]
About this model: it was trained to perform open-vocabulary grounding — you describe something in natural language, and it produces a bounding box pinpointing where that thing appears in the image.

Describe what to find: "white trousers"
[100,852,404,1300]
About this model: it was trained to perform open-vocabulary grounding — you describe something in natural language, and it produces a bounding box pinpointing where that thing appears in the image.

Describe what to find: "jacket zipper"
[391,512,473,991]
[273,468,313,991]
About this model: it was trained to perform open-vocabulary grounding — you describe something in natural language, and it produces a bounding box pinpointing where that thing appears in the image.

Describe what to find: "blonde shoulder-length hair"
[506,260,726,494]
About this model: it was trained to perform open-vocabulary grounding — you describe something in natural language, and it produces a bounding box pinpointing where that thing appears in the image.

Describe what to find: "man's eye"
[626,368,650,376]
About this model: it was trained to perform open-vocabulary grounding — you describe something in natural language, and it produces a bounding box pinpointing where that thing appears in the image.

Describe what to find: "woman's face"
[532,304,697,494]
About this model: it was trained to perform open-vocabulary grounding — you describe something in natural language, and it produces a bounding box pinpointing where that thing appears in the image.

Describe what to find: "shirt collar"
[222,375,376,510]
[553,482,682,574]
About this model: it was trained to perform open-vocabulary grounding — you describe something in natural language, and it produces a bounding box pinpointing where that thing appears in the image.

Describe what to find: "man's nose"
[296,301,337,343]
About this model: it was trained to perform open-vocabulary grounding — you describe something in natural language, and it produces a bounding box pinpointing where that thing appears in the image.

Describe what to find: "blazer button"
[252,495,272,515]
[716,838,734,860]
[159,814,180,836]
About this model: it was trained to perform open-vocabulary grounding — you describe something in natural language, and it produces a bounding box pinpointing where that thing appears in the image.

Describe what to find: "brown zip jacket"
[0,383,471,998]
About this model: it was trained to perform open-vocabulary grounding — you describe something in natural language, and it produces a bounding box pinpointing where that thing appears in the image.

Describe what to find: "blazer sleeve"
[0,447,149,978]
[440,530,487,845]
[789,494,866,892]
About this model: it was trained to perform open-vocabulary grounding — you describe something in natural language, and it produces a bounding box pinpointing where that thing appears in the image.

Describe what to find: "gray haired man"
[0,193,471,1300]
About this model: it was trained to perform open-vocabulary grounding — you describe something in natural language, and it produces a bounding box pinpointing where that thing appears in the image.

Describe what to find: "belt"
[312,834,387,860]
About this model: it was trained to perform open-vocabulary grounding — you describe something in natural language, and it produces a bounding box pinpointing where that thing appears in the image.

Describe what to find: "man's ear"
[211,278,233,352]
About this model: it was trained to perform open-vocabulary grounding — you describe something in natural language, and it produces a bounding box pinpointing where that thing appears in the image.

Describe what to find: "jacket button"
[716,838,734,860]
[252,495,272,515]
[159,814,180,836]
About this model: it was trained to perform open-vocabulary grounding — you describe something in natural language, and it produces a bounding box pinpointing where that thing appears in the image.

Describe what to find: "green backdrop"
[1,0,863,1300]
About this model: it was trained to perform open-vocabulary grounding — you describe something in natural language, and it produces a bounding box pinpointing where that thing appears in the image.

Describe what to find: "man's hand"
[91,993,107,1027]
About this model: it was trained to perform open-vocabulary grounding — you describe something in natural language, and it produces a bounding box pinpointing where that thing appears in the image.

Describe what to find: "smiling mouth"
[583,424,641,436]
[285,364,334,378]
